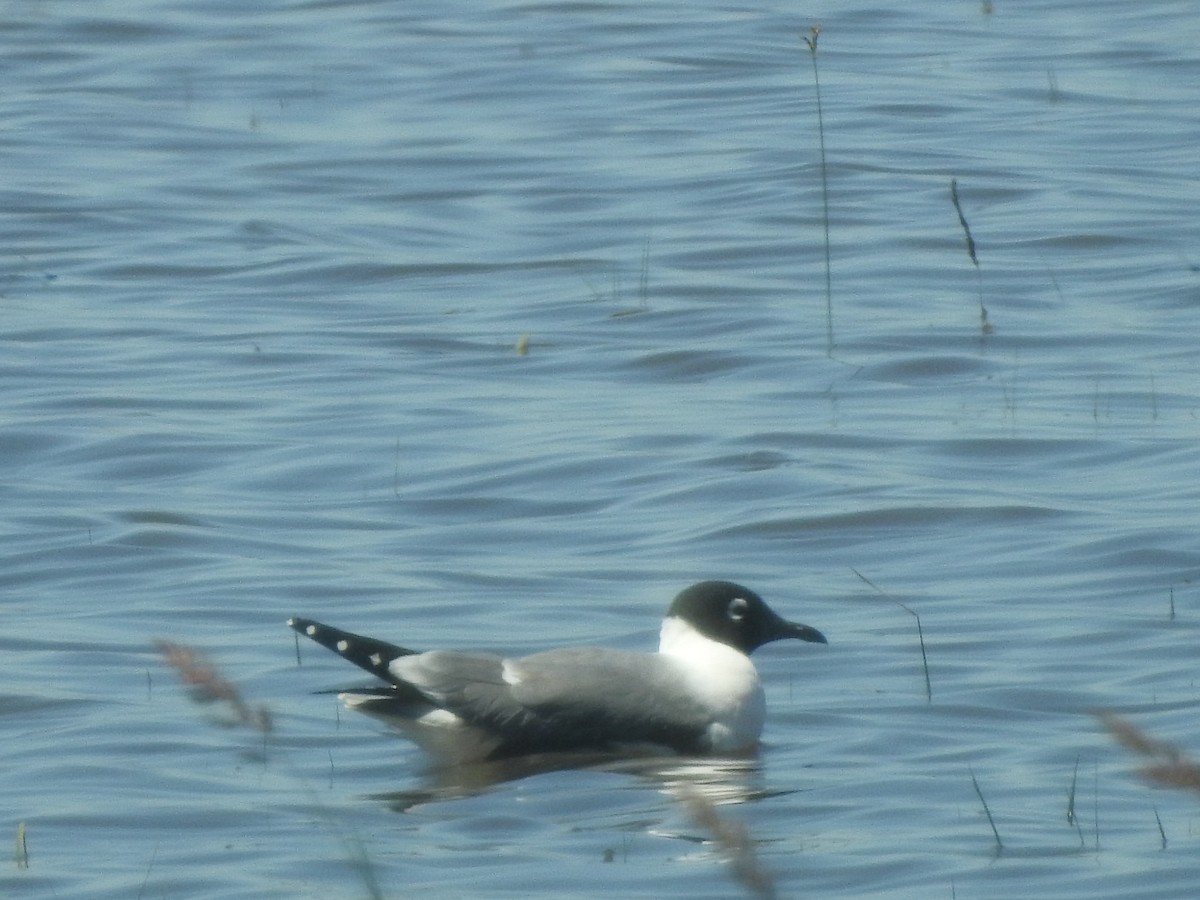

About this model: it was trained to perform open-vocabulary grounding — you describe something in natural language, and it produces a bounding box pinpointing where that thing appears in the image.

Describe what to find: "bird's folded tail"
[287,617,417,686]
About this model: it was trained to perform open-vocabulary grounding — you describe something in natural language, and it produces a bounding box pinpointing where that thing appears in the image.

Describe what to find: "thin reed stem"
[802,25,833,354]
[969,769,1004,852]
[950,178,992,335]
[852,568,932,701]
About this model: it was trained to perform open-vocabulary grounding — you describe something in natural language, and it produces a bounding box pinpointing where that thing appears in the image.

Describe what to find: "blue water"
[4,1,1200,897]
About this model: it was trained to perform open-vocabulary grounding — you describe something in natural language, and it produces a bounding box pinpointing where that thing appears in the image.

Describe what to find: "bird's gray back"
[393,646,711,757]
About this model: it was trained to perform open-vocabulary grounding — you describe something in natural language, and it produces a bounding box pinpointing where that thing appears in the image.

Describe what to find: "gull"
[288,580,826,765]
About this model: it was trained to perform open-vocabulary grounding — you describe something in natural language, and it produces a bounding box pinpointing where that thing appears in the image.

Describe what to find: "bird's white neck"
[658,616,766,752]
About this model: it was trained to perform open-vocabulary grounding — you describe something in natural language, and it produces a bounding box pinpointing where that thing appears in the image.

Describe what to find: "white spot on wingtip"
[336,639,350,652]
[419,708,464,727]
[369,653,382,666]
[305,625,318,636]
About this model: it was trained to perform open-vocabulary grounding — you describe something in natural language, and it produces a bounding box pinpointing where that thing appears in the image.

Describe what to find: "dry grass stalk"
[156,640,272,735]
[679,787,776,900]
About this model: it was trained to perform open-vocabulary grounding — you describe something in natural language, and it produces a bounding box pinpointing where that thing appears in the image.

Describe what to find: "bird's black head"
[665,581,827,654]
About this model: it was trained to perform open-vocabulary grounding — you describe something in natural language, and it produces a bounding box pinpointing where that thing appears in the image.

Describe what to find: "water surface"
[3,1,1200,898]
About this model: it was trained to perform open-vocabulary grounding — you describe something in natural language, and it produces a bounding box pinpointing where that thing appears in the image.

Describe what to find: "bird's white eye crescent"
[727,597,749,621]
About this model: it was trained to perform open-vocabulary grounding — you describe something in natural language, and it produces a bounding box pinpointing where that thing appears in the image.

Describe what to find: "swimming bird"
[288,580,826,764]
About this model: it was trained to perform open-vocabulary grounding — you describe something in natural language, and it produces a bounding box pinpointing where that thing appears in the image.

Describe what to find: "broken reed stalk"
[950,178,992,336]
[802,25,833,355]
[851,568,932,702]
[969,769,1004,852]
[15,821,28,869]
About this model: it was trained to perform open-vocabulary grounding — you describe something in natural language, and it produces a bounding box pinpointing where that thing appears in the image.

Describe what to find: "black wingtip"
[287,617,417,684]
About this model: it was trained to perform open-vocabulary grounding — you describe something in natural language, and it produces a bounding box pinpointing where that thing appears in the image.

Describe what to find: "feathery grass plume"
[852,568,932,701]
[679,786,776,900]
[801,25,833,355]
[950,178,992,335]
[156,640,272,735]
[969,769,1004,852]
[1098,712,1200,793]
[157,640,386,898]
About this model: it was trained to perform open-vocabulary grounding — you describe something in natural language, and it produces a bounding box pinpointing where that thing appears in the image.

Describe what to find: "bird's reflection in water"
[369,751,788,899]
[369,750,796,812]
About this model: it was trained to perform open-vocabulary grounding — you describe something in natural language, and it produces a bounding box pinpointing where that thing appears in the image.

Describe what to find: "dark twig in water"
[950,178,992,335]
[802,25,833,355]
[852,568,932,701]
[970,769,1004,852]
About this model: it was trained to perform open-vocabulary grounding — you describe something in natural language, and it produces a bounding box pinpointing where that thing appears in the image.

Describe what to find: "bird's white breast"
[658,616,766,752]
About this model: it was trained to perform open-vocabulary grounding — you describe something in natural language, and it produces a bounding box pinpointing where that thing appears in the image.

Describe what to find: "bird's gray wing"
[395,647,712,756]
